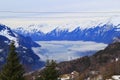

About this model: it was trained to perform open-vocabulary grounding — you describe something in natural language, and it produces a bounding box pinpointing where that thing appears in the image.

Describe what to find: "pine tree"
[0,41,25,80]
[36,60,59,80]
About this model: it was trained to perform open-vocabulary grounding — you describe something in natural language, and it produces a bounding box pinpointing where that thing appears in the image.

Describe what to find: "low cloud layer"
[32,41,107,62]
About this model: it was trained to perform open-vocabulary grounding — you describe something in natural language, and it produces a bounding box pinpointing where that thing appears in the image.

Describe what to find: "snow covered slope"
[0,24,44,72]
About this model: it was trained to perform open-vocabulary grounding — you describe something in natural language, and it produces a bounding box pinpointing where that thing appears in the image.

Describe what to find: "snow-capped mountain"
[13,16,120,43]
[15,26,45,41]
[0,24,44,72]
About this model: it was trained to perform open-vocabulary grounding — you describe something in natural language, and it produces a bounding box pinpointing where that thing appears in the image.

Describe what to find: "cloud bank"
[32,41,107,62]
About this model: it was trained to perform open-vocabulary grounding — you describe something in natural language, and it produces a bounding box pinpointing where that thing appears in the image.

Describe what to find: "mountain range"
[0,24,44,72]
[14,22,120,44]
[1,17,120,72]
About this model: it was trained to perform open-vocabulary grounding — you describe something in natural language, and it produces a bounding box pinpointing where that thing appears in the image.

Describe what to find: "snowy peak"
[15,24,50,34]
[49,27,69,34]
[0,24,19,47]
[0,24,15,37]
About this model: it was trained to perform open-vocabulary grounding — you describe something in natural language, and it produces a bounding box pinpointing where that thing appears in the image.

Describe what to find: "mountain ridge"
[0,24,45,72]
[14,22,120,43]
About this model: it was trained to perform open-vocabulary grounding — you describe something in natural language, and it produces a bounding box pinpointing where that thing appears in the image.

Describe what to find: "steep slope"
[58,42,120,74]
[0,24,44,72]
[45,27,69,40]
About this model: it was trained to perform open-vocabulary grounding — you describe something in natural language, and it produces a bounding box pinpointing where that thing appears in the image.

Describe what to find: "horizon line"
[0,11,120,13]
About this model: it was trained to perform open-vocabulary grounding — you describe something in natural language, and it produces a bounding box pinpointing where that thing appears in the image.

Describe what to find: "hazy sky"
[0,0,120,12]
[0,0,120,28]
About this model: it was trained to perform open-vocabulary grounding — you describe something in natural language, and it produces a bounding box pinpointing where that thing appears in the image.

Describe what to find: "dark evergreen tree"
[36,60,59,80]
[0,41,25,80]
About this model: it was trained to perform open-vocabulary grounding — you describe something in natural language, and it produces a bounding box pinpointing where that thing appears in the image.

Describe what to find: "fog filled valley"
[33,41,107,62]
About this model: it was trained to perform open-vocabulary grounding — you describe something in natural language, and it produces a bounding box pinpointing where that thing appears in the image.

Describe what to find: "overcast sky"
[0,0,120,28]
[0,0,120,12]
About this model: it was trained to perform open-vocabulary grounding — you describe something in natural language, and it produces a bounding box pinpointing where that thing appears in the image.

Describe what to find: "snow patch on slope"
[0,25,19,47]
